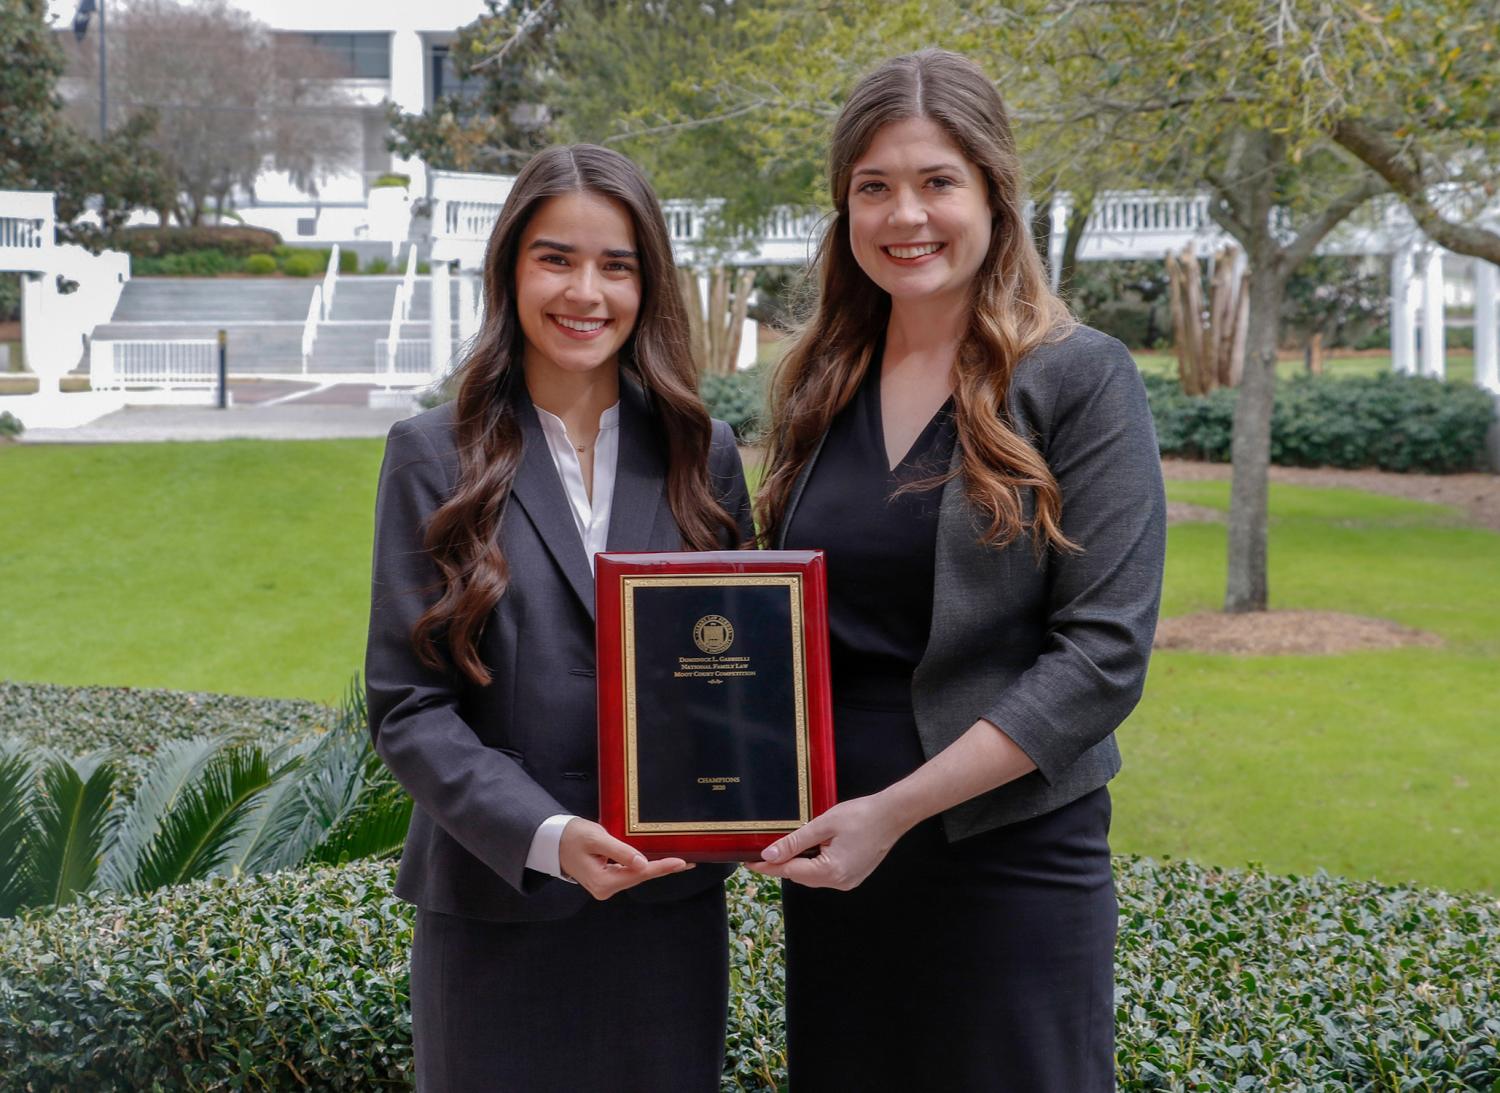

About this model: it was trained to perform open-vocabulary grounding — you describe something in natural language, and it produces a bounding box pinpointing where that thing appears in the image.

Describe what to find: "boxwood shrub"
[0,680,331,760]
[0,411,21,438]
[0,857,1493,1091]
[700,366,767,440]
[1145,372,1497,473]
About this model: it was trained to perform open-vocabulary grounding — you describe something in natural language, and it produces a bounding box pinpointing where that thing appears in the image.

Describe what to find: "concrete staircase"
[85,273,465,378]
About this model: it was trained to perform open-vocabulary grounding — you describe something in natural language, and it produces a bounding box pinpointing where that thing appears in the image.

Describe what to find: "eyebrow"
[852,163,965,178]
[528,238,638,259]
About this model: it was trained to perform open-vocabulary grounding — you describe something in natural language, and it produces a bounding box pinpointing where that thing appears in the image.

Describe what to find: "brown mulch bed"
[1155,610,1443,656]
[1161,458,1500,532]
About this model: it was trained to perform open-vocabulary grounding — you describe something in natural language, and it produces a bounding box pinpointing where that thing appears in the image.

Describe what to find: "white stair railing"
[383,244,419,373]
[301,284,323,373]
[320,243,340,320]
[399,244,417,320]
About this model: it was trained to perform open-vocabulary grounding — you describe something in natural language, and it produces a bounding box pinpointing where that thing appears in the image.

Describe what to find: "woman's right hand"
[558,818,694,900]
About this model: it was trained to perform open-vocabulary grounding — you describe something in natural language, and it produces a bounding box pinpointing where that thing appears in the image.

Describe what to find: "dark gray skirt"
[410,883,728,1093]
[782,702,1118,1092]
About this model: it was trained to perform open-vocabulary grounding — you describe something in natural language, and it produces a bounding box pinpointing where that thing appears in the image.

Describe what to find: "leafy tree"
[592,0,1500,612]
[61,0,360,226]
[0,0,173,249]
[386,0,565,173]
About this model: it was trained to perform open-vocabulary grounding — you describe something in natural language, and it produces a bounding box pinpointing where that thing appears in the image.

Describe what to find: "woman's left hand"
[745,793,910,890]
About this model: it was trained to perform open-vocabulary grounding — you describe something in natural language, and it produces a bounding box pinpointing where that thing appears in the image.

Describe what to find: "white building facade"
[50,0,493,244]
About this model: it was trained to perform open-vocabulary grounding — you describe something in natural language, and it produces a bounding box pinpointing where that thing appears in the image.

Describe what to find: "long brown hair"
[756,50,1076,552]
[414,144,740,685]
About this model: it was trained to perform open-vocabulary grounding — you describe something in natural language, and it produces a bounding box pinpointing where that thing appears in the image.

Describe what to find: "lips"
[881,242,945,262]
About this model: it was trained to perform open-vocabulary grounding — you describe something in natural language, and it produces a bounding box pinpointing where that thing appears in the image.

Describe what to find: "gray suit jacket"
[366,377,753,922]
[777,325,1166,842]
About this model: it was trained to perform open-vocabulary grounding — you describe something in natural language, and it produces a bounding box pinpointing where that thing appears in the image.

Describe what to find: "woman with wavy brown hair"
[748,51,1165,1089]
[365,144,751,1092]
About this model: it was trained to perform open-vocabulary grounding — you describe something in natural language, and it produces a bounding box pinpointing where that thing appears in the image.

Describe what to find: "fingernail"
[763,845,781,862]
[632,854,647,867]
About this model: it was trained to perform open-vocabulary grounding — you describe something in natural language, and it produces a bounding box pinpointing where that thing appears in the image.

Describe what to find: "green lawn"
[0,440,384,702]
[2,438,1496,895]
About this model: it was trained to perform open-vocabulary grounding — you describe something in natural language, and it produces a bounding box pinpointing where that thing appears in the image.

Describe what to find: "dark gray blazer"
[777,325,1167,842]
[366,377,753,922]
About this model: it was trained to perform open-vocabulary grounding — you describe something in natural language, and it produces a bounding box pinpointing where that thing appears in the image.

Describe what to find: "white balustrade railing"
[0,190,57,271]
[320,243,340,320]
[301,284,322,372]
[444,200,504,240]
[91,339,217,389]
[375,338,432,380]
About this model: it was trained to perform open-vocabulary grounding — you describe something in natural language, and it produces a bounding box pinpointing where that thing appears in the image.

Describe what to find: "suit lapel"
[508,385,598,620]
[774,431,829,548]
[605,376,671,552]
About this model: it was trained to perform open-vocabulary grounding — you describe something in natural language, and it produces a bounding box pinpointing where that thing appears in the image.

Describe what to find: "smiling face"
[514,191,642,384]
[846,116,992,311]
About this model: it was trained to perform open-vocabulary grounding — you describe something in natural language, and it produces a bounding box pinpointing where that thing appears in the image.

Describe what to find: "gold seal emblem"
[693,614,734,655]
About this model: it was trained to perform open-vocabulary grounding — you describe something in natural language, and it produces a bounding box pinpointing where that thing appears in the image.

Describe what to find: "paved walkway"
[19,382,416,443]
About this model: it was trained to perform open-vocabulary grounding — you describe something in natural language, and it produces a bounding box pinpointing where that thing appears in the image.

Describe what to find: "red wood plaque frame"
[596,550,836,862]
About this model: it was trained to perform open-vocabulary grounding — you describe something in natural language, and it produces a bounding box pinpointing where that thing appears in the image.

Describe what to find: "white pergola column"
[1048,193,1071,294]
[388,30,428,194]
[457,271,480,346]
[1475,260,1499,395]
[1420,247,1446,379]
[429,259,451,382]
[1391,244,1418,375]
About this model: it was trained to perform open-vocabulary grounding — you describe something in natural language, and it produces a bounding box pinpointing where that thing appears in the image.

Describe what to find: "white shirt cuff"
[525,814,579,882]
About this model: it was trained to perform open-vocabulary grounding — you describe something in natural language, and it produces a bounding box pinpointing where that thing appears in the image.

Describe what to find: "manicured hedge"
[1,857,1494,1090]
[0,411,21,438]
[114,226,282,259]
[1146,372,1497,473]
[0,680,331,760]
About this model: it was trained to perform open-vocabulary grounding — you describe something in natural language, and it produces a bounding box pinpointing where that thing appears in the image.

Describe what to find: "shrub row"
[135,245,375,278]
[0,857,1494,1090]
[114,226,282,259]
[0,679,331,761]
[1145,372,1496,473]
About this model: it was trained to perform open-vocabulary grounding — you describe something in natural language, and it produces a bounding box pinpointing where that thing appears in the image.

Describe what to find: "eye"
[926,176,957,190]
[604,260,636,274]
[538,253,568,266]
[856,180,888,195]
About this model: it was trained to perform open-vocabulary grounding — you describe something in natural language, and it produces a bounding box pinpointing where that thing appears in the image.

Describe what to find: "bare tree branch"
[599,100,775,145]
[1332,116,1500,265]
[1281,174,1387,269]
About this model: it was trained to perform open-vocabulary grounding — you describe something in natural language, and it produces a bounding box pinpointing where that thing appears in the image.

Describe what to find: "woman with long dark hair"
[750,51,1166,1089]
[366,144,751,1092]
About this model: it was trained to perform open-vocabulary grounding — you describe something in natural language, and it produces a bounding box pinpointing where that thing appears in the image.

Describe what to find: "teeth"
[886,243,943,259]
[554,316,606,332]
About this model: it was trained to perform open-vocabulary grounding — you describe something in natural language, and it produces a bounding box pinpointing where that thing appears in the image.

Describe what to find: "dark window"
[431,45,483,106]
[296,32,390,79]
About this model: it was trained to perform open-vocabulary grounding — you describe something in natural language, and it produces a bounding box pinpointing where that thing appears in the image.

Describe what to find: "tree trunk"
[1058,194,1092,304]
[677,268,707,369]
[1224,261,1286,612]
[722,268,755,372]
[1306,331,1324,374]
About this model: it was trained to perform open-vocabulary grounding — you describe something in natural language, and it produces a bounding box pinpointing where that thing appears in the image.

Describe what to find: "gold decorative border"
[622,573,809,835]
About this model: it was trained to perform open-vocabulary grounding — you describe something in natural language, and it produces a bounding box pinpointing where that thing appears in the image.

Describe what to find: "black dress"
[781,362,1117,1092]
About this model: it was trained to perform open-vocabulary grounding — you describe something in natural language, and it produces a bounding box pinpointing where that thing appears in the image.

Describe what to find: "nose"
[888,186,927,230]
[563,262,603,305]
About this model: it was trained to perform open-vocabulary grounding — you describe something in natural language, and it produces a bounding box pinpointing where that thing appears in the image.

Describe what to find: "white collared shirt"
[524,400,621,881]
